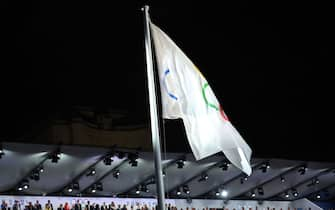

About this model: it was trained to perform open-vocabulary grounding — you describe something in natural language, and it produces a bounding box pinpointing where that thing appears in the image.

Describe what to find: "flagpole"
[142,5,166,210]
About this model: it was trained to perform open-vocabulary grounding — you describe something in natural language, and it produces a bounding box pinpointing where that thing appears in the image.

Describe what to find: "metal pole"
[142,5,165,210]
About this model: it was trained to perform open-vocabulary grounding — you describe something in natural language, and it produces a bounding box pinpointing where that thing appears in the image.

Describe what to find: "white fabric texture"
[150,22,252,175]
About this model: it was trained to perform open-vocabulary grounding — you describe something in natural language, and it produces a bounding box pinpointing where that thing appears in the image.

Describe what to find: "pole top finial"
[141,5,149,12]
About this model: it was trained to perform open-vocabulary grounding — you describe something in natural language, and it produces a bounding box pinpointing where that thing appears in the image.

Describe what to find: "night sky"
[1,1,332,161]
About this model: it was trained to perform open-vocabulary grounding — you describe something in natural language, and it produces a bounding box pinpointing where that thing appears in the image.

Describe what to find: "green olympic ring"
[202,83,219,111]
[202,83,229,121]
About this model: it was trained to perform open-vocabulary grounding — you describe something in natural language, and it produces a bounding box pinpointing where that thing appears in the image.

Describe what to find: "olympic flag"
[150,22,252,175]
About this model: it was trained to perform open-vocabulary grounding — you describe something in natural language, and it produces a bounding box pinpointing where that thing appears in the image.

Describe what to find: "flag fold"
[150,22,252,176]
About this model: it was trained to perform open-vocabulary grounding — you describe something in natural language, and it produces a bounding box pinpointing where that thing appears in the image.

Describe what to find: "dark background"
[1,1,332,161]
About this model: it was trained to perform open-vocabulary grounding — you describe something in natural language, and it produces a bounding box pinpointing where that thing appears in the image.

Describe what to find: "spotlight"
[280,176,285,183]
[86,168,96,176]
[266,162,270,169]
[39,166,44,173]
[0,144,4,159]
[292,189,299,197]
[23,184,29,189]
[316,193,321,199]
[144,187,149,193]
[198,174,209,182]
[50,148,61,163]
[103,155,113,166]
[162,171,166,177]
[72,182,80,190]
[176,159,185,169]
[135,186,140,194]
[129,159,138,167]
[113,170,120,178]
[140,185,149,193]
[220,161,229,171]
[51,155,59,163]
[221,190,228,197]
[20,179,29,190]
[30,171,40,181]
[96,182,103,191]
[176,188,182,195]
[22,179,30,190]
[183,185,190,194]
[90,183,102,193]
[117,151,126,159]
[251,191,256,197]
[260,162,270,173]
[215,191,220,196]
[128,152,139,167]
[298,166,307,175]
[308,178,320,187]
[284,192,290,198]
[67,182,79,192]
[241,175,248,184]
[257,187,264,196]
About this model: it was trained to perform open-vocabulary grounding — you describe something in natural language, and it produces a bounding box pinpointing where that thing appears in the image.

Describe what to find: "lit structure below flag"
[150,22,253,176]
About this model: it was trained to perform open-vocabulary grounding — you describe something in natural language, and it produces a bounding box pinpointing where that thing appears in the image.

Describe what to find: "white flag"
[150,22,252,175]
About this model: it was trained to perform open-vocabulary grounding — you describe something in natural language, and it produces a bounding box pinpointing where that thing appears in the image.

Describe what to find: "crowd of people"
[1,200,180,210]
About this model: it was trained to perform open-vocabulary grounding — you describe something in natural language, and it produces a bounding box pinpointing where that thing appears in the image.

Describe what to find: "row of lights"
[250,187,264,197]
[132,171,167,195]
[67,182,80,192]
[102,151,139,167]
[176,185,190,195]
[64,150,139,194]
[175,185,229,198]
[15,149,63,192]
[14,148,138,193]
[173,160,231,196]
[176,159,230,171]
[132,159,229,196]
[87,182,103,193]
[4,147,330,198]
[16,165,45,191]
[135,184,150,194]
[17,179,30,191]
